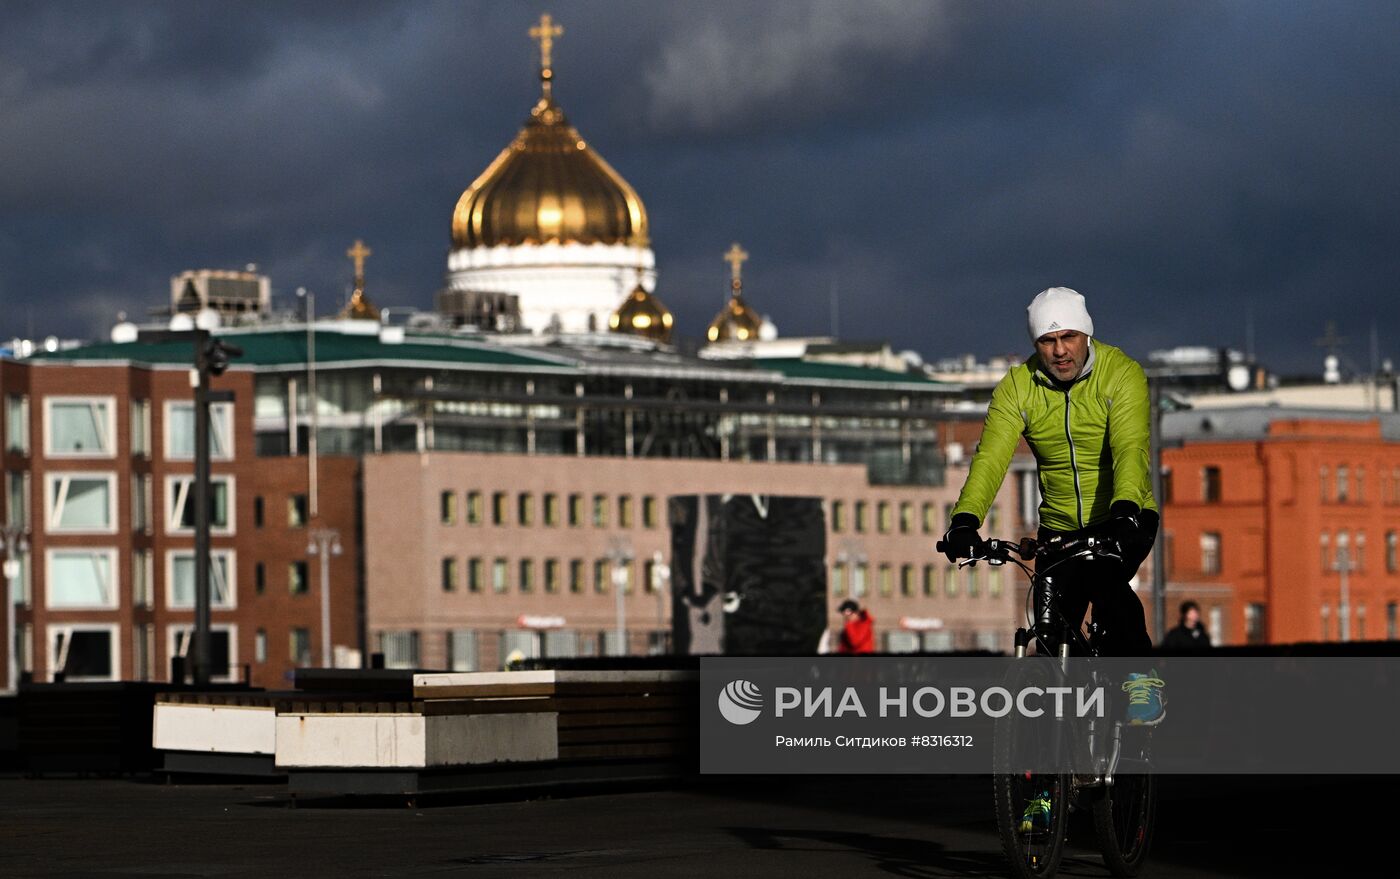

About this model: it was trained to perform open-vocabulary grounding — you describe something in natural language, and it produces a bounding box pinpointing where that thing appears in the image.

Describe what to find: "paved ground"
[0,773,1369,877]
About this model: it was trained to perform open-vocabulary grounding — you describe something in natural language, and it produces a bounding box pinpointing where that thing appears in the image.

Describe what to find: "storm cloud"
[0,0,1396,373]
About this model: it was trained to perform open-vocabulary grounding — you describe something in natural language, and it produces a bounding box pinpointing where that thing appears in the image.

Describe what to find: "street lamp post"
[307,527,342,667]
[651,550,670,653]
[607,539,633,657]
[2,524,28,693]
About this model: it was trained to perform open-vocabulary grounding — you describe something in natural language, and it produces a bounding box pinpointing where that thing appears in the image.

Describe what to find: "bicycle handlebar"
[936,534,1119,563]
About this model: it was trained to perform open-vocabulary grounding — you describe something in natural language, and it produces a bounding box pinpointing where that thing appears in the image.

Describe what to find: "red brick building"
[1161,412,1400,645]
[0,356,359,689]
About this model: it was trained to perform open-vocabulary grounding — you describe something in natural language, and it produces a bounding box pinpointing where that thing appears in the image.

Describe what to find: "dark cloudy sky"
[2,1,1397,374]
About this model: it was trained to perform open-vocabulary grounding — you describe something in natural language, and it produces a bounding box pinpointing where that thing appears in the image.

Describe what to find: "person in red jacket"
[836,599,875,654]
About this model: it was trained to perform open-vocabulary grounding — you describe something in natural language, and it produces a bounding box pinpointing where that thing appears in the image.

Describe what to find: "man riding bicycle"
[942,287,1164,725]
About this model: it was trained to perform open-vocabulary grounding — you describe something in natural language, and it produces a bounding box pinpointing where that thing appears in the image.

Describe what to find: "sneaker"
[1019,792,1052,833]
[1122,672,1166,726]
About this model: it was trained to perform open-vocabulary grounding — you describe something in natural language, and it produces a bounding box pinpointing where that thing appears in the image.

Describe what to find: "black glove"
[1105,500,1142,555]
[942,512,982,563]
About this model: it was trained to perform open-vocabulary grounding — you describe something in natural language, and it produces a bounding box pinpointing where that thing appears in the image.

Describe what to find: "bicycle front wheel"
[1090,735,1156,876]
[993,661,1071,878]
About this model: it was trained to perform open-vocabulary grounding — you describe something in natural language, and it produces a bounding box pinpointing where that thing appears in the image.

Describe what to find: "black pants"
[1038,511,1158,657]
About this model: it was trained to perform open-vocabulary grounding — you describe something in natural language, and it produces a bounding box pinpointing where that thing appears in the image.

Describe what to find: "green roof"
[27,329,572,372]
[753,358,946,387]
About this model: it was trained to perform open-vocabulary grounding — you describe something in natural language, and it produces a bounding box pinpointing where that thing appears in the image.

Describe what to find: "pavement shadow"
[724,825,1014,878]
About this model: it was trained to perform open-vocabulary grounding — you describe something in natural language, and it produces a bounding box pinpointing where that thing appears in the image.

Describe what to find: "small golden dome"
[451,93,648,249]
[707,294,763,342]
[610,283,674,343]
[707,241,763,342]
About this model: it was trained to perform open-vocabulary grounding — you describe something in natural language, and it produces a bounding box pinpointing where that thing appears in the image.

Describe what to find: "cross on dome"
[724,242,749,290]
[529,13,564,95]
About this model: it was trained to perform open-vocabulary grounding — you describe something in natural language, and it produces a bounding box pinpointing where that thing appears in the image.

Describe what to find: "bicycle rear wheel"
[993,661,1071,878]
[1091,735,1156,876]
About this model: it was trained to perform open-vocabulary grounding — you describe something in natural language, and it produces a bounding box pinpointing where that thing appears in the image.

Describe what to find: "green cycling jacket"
[952,338,1157,532]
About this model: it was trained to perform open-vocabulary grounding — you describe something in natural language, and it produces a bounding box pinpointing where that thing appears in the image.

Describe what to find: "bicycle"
[936,534,1157,879]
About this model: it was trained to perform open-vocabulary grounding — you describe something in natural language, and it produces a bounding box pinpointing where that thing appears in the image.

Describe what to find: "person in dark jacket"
[836,599,875,654]
[1163,600,1212,651]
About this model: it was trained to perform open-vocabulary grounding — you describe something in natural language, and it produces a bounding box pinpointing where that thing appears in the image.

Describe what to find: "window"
[544,493,560,526]
[45,397,115,457]
[49,625,118,681]
[280,559,306,596]
[1388,532,1397,573]
[165,475,234,534]
[255,629,267,663]
[441,557,458,592]
[877,502,892,534]
[163,401,233,460]
[167,550,235,608]
[854,501,868,534]
[923,564,936,596]
[46,548,118,608]
[988,566,1003,598]
[289,627,312,666]
[466,491,483,525]
[642,495,658,528]
[1337,531,1353,572]
[1388,602,1398,640]
[131,473,150,535]
[899,502,913,535]
[544,559,560,593]
[618,495,633,528]
[1357,532,1368,571]
[1337,466,1350,503]
[1201,466,1221,503]
[851,562,868,598]
[169,626,237,682]
[491,492,507,525]
[922,502,936,534]
[832,562,846,596]
[1321,532,1331,574]
[966,566,979,598]
[1321,604,1332,641]
[1320,466,1329,503]
[6,394,29,454]
[569,559,583,594]
[900,564,914,597]
[447,630,478,672]
[6,470,28,528]
[492,558,508,593]
[945,564,959,597]
[1200,532,1222,575]
[518,493,534,526]
[593,559,608,593]
[1245,604,1265,644]
[130,399,151,457]
[132,549,153,608]
[288,494,308,527]
[440,491,456,524]
[831,500,845,533]
[592,494,608,527]
[45,473,116,533]
[568,493,583,526]
[253,495,264,528]
[255,562,266,595]
[519,558,534,593]
[986,506,1000,534]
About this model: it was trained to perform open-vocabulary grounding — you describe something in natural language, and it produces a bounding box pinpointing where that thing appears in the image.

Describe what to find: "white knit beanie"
[1027,287,1094,341]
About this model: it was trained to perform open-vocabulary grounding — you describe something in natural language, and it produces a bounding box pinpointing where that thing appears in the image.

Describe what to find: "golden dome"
[707,294,763,342]
[707,242,763,342]
[451,62,648,249]
[610,282,674,343]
